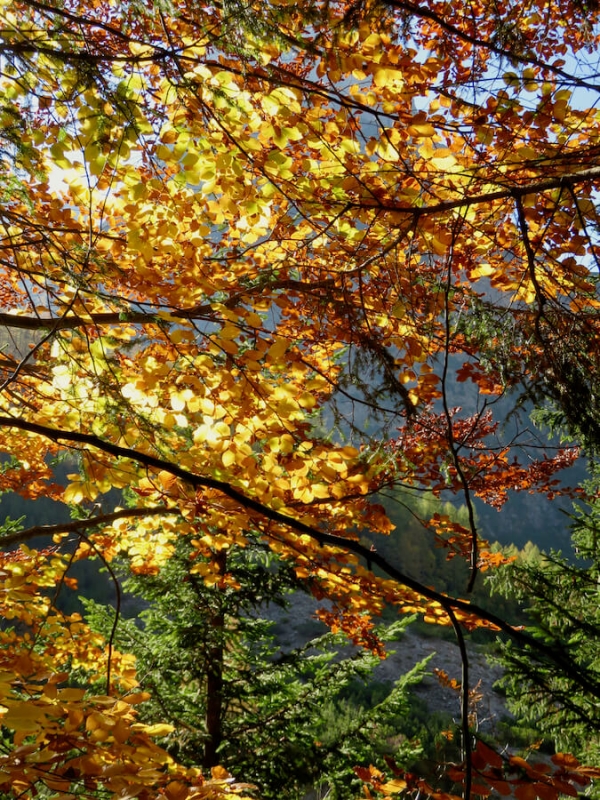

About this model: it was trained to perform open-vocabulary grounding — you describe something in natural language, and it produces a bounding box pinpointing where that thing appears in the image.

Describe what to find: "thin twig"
[447,606,471,800]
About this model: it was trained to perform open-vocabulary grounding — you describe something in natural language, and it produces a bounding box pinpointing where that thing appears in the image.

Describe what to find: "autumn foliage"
[1,0,600,796]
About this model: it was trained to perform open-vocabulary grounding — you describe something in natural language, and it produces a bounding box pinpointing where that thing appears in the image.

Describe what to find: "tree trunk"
[203,550,227,769]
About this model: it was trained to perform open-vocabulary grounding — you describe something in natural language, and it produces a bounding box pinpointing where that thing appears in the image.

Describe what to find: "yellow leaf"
[1,701,47,731]
[158,471,178,493]
[267,338,289,361]
[129,722,175,737]
[52,365,72,390]
[381,779,408,794]
[129,41,154,57]
[373,67,403,88]
[430,236,448,256]
[63,481,98,504]
[245,311,263,327]
[165,781,189,800]
[218,339,238,355]
[430,154,457,171]
[503,71,520,87]
[269,434,295,454]
[57,688,87,702]
[222,449,236,467]
[261,94,281,115]
[211,765,231,781]
[471,263,495,278]
[122,692,151,705]
[408,123,435,137]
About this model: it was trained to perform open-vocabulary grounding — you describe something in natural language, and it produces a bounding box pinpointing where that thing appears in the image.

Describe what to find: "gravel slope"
[270,592,511,734]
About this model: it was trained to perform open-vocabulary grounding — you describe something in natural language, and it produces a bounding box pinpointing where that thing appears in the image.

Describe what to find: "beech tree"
[1,0,600,797]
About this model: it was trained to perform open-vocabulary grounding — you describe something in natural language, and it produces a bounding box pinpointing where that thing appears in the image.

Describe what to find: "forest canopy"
[1,0,600,797]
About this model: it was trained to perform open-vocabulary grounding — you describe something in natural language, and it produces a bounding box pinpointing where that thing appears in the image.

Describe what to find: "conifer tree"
[490,472,600,769]
[84,534,429,799]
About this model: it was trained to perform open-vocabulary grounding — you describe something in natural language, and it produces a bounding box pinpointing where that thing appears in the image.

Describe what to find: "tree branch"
[0,414,598,699]
[386,0,600,94]
[0,506,175,548]
[352,168,600,220]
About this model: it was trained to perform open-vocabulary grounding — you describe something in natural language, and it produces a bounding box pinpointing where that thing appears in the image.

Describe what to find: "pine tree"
[489,469,600,768]
[84,534,430,799]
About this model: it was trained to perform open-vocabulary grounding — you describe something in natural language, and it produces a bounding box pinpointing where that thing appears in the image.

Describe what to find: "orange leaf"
[514,783,539,800]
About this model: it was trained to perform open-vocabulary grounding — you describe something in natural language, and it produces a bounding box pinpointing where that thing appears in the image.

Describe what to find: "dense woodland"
[2,0,600,798]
